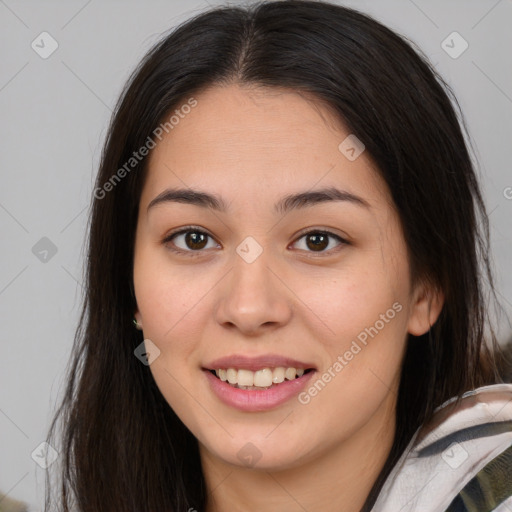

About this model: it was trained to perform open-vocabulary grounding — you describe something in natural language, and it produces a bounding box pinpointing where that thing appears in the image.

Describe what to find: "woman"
[44,1,512,511]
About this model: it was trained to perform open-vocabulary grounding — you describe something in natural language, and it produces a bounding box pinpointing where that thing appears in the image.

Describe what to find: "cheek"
[289,256,410,408]
[293,275,407,445]
[292,261,406,348]
[133,249,217,429]
[133,245,215,343]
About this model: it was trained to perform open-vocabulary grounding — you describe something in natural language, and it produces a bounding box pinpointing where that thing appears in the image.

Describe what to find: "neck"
[201,395,396,512]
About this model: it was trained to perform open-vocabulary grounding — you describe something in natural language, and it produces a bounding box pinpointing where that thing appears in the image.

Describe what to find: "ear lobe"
[134,310,143,329]
[407,282,444,336]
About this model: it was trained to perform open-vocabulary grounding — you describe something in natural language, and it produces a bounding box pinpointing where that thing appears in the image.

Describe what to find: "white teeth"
[272,367,285,384]
[285,367,297,380]
[214,367,308,388]
[237,369,254,387]
[226,368,237,384]
[254,368,273,387]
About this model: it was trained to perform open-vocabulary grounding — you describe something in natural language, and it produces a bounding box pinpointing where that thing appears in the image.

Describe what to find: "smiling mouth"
[209,367,314,390]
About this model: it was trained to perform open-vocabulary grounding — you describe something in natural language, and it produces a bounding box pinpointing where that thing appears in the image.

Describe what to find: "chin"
[201,432,314,472]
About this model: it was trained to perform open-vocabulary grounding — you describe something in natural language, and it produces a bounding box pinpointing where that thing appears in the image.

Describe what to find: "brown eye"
[183,231,208,250]
[292,230,347,254]
[163,228,219,254]
[305,233,329,251]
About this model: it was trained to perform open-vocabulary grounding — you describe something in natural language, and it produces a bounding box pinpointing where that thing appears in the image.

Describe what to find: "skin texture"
[133,83,443,512]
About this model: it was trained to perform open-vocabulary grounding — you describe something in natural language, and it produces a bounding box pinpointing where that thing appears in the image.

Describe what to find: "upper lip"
[204,354,316,371]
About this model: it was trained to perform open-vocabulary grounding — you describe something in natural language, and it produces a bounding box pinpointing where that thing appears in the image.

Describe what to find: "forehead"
[142,83,387,209]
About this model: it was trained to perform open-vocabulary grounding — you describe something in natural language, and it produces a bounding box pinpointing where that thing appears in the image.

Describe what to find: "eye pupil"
[306,233,328,251]
[186,232,208,250]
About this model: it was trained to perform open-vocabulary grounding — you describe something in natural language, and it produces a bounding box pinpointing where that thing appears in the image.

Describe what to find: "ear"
[134,309,143,329]
[407,280,444,336]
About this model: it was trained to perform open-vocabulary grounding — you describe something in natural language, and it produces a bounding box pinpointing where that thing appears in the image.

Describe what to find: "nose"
[214,243,293,336]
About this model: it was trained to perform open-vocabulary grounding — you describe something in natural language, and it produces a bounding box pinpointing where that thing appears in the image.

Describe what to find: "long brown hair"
[44,1,505,511]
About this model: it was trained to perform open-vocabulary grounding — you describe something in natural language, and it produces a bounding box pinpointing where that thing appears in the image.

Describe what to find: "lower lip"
[203,369,316,412]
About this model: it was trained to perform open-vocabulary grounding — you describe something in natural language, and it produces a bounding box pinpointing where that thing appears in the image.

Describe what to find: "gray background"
[1,0,511,509]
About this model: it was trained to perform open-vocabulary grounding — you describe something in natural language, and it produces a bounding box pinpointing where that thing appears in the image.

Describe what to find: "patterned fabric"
[444,443,512,512]
[371,383,512,512]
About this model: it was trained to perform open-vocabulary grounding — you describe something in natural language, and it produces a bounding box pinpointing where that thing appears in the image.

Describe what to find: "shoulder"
[371,383,512,512]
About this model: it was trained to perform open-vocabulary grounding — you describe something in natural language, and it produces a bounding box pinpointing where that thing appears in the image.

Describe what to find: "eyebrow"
[147,186,370,215]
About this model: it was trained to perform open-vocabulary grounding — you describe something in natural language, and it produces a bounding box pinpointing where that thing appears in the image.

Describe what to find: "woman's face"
[133,83,440,472]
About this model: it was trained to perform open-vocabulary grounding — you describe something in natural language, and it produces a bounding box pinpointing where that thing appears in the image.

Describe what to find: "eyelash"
[161,225,348,257]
